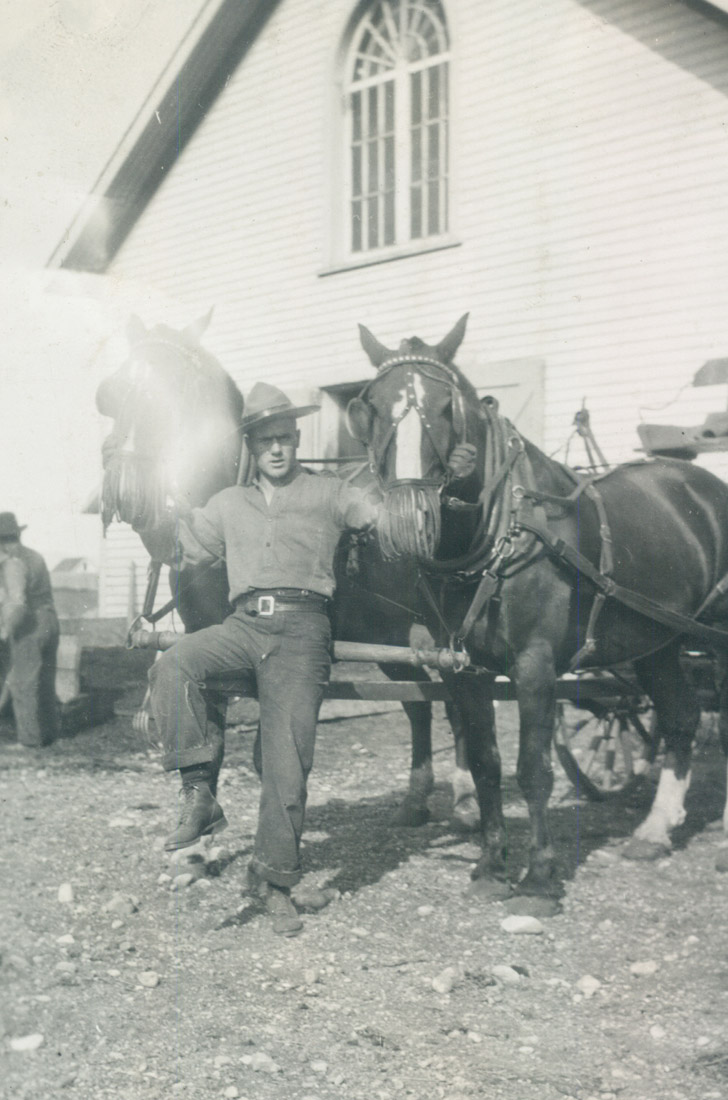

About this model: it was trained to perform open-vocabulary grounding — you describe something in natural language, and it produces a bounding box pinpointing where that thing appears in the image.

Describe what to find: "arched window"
[343,0,450,256]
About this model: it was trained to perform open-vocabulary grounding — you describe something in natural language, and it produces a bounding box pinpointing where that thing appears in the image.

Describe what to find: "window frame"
[323,0,460,275]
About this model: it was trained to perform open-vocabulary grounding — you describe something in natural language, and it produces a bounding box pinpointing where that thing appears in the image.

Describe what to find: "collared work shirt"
[176,466,378,601]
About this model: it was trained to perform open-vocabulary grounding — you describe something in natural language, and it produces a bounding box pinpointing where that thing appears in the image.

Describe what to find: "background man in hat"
[147,382,381,935]
[0,513,60,747]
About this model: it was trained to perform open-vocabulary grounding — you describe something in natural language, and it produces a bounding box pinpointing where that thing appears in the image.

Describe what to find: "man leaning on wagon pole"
[146,382,385,936]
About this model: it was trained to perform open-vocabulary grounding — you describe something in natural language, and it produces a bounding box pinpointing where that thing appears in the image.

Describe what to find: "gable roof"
[52,558,90,573]
[49,0,284,274]
[50,0,728,275]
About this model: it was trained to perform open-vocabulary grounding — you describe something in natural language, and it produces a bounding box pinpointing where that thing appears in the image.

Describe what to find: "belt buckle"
[257,595,275,617]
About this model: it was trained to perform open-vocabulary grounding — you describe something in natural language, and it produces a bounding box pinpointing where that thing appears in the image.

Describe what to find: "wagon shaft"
[128,628,471,671]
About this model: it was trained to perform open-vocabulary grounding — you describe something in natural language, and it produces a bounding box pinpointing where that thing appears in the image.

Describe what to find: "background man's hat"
[0,513,26,537]
[242,382,320,432]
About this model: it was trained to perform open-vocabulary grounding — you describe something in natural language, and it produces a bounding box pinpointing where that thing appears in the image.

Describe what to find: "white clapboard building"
[52,0,728,617]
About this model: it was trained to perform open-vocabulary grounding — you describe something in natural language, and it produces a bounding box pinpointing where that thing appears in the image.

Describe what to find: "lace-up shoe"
[164,782,227,851]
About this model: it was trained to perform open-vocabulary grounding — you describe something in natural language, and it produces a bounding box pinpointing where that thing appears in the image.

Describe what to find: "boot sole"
[164,815,228,852]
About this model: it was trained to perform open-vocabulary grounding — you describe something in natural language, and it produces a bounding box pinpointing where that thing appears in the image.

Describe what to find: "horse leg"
[444,698,479,830]
[624,641,699,861]
[442,671,508,897]
[512,646,559,895]
[379,663,434,826]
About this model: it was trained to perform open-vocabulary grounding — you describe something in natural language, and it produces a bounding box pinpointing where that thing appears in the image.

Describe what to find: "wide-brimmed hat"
[241,382,320,433]
[0,513,26,538]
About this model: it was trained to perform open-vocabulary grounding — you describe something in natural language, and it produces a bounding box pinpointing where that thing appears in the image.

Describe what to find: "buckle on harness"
[257,596,275,617]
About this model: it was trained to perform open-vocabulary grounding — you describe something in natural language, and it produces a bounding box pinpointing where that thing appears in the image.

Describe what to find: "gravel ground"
[1,682,727,1100]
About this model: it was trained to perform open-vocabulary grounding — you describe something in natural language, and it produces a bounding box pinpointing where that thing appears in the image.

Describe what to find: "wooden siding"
[96,0,728,610]
[98,523,166,620]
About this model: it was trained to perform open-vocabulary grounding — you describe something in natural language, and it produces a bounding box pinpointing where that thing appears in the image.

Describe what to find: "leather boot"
[164,781,227,851]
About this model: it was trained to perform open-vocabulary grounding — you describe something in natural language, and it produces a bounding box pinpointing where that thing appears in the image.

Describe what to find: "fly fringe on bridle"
[101,451,168,533]
[376,483,443,559]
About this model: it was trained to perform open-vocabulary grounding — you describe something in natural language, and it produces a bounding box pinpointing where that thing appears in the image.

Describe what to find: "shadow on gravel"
[2,700,724,908]
[276,736,726,903]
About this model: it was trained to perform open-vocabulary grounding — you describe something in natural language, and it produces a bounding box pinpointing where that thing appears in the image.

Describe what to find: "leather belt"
[238,589,329,617]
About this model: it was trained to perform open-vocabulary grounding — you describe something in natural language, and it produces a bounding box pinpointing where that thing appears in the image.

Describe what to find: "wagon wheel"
[553,696,658,801]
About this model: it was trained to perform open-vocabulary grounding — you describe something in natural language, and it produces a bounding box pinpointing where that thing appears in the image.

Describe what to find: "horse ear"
[435,313,469,363]
[346,396,373,443]
[358,323,392,368]
[184,307,214,344]
[127,314,147,347]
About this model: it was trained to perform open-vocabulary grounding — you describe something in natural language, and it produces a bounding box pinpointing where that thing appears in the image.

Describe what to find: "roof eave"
[49,0,284,274]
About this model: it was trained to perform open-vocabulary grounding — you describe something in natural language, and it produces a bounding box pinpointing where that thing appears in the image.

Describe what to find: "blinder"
[345,396,372,444]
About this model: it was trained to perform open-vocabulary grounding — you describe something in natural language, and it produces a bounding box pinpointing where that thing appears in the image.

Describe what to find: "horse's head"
[96,312,244,531]
[348,314,485,558]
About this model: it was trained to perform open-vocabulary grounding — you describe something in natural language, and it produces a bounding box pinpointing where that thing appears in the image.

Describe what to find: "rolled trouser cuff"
[161,744,219,773]
[249,854,302,888]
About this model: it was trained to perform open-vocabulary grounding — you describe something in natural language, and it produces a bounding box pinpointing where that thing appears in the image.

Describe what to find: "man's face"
[248,417,299,482]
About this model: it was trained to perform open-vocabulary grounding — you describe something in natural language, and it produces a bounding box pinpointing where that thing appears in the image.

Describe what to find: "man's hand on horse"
[135,507,187,566]
[447,443,478,481]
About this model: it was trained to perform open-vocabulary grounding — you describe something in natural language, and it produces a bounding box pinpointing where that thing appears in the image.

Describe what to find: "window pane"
[368,139,379,194]
[352,145,362,196]
[428,123,439,178]
[428,66,439,120]
[411,70,421,127]
[384,135,395,191]
[411,186,422,239]
[368,86,379,138]
[384,189,395,246]
[367,196,379,249]
[411,126,422,183]
[352,91,361,142]
[428,178,440,234]
[352,201,362,252]
[385,80,394,132]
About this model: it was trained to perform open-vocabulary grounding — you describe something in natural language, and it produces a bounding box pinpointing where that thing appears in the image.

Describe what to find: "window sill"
[319,236,462,277]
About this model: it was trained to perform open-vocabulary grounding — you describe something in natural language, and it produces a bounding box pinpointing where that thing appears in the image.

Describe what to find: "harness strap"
[517,515,728,648]
[417,570,457,643]
[457,566,503,643]
[567,483,615,669]
[516,475,597,509]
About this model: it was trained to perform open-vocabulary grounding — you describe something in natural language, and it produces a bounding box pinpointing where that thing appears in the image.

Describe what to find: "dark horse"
[348,313,728,897]
[95,314,478,829]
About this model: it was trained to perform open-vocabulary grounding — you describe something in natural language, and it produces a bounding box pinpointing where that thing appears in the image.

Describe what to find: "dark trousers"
[149,605,332,887]
[8,607,60,746]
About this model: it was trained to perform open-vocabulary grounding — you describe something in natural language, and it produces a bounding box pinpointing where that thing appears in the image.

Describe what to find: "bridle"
[350,354,478,490]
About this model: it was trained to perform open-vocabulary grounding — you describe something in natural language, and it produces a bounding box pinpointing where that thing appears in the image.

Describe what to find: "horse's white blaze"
[635,766,691,846]
[392,376,425,481]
